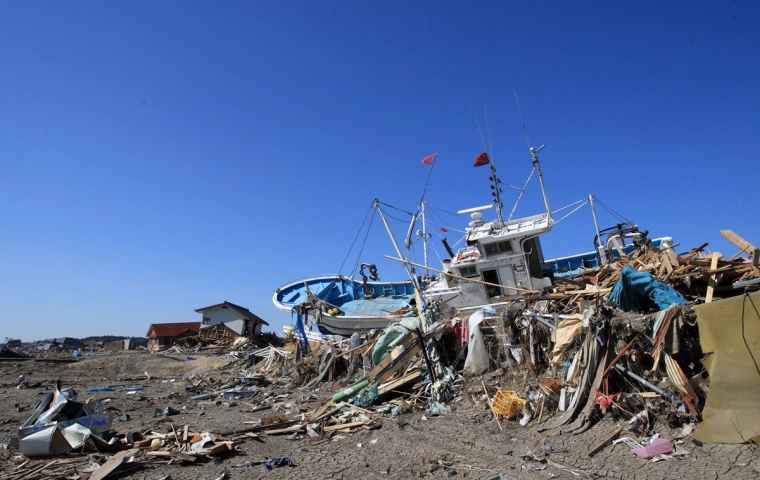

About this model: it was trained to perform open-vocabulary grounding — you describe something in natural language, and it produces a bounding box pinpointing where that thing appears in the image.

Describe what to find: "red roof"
[146,322,201,338]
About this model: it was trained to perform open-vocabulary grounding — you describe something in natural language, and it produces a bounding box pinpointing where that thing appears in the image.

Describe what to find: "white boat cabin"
[426,207,553,309]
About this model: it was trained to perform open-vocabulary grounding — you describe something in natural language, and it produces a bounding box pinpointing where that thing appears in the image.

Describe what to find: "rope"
[593,197,633,226]
[350,211,376,278]
[741,293,760,377]
[338,202,376,277]
[551,197,589,215]
[552,199,591,226]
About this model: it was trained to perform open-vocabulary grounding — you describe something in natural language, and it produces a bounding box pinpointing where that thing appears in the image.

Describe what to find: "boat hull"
[273,275,417,312]
[274,274,419,336]
[315,313,405,336]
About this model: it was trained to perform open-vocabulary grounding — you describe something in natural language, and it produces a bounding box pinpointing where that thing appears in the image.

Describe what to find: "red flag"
[420,153,436,166]
[473,152,489,167]
[440,227,448,232]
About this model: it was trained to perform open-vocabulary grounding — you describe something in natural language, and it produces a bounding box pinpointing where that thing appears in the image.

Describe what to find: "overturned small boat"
[272,266,421,336]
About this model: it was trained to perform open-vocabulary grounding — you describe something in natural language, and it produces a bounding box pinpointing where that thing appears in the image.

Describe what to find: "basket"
[491,390,527,419]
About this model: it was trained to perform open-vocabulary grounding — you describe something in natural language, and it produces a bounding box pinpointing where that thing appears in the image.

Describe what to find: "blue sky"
[1,1,758,341]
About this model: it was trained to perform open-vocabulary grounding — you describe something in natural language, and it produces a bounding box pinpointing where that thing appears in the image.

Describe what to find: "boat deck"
[338,294,415,317]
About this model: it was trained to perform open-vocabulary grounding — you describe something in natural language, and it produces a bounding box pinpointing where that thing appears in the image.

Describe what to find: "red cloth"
[460,315,470,347]
[420,153,436,165]
[473,152,489,167]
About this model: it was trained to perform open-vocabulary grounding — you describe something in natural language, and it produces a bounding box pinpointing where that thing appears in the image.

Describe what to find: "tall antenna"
[513,90,552,222]
[468,97,488,153]
[514,89,531,150]
[483,104,504,223]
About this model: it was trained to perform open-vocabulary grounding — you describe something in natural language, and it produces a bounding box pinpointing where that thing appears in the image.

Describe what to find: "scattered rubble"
[1,229,758,478]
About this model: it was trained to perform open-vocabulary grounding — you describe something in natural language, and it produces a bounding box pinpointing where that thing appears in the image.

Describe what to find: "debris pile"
[462,228,759,455]
[2,230,757,477]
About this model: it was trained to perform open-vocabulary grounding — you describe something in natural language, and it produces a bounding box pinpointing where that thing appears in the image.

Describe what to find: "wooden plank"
[336,343,367,358]
[16,460,58,480]
[721,230,758,264]
[481,381,503,431]
[705,252,721,303]
[202,441,234,456]
[263,424,305,435]
[89,448,139,480]
[588,426,624,457]
[323,421,368,432]
[610,237,626,257]
[375,342,422,384]
[366,332,420,382]
[378,370,422,395]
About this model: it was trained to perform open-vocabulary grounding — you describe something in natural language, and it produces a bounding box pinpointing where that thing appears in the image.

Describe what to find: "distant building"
[52,338,84,350]
[84,340,103,350]
[145,323,200,350]
[195,301,269,342]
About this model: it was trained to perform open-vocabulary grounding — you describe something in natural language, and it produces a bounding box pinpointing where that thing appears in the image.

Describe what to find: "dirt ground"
[1,351,758,480]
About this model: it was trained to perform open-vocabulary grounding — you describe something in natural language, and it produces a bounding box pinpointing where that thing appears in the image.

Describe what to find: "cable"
[338,202,376,277]
[741,293,760,377]
[593,197,633,226]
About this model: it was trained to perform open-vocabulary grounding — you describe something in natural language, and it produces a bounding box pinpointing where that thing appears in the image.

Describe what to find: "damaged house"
[51,338,84,350]
[195,301,269,342]
[146,322,201,350]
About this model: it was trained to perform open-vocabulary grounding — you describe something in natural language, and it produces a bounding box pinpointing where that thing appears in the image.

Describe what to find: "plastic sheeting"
[371,316,421,365]
[292,310,310,356]
[463,310,489,375]
[609,266,687,312]
[693,291,760,443]
[550,314,583,366]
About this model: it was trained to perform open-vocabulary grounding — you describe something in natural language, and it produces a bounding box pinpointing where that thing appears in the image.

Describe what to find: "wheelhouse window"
[459,266,478,277]
[484,240,513,257]
[202,317,211,325]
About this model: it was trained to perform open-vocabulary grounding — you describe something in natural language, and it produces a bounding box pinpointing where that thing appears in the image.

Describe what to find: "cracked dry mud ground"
[1,352,758,480]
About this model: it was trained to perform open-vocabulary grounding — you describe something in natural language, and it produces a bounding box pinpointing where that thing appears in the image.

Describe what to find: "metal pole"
[531,145,552,224]
[589,195,608,265]
[614,364,672,397]
[375,200,420,290]
[421,201,429,277]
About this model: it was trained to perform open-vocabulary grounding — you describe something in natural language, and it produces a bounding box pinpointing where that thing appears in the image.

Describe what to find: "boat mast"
[530,144,552,223]
[489,164,505,223]
[375,199,421,291]
[514,93,552,224]
[588,194,609,265]
[421,201,429,276]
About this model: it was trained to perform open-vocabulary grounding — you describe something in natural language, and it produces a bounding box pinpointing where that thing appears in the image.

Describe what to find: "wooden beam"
[481,380,503,431]
[610,237,626,257]
[263,424,305,435]
[89,449,139,480]
[705,252,722,303]
[721,230,758,265]
[378,370,422,395]
[323,421,369,432]
[588,426,624,457]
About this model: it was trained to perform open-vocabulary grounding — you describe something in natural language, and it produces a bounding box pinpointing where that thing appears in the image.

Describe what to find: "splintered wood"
[550,229,759,302]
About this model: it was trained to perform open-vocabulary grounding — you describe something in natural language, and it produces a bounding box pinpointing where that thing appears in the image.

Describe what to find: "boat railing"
[273,274,350,293]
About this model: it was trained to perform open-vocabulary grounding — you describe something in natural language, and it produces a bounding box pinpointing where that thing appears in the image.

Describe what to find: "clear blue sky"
[2,1,758,341]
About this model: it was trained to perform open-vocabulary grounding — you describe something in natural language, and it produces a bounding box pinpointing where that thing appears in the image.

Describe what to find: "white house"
[195,301,269,339]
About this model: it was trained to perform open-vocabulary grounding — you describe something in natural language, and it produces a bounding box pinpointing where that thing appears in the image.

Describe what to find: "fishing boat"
[272,267,421,336]
[273,138,670,334]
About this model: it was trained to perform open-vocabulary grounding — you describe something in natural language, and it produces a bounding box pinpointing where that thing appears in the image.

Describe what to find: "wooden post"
[481,380,503,431]
[705,252,721,303]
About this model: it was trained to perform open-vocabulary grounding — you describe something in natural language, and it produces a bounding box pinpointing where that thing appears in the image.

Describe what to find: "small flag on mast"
[420,153,437,166]
[473,152,489,167]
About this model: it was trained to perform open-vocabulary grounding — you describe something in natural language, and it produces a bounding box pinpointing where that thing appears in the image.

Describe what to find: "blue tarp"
[292,310,310,356]
[88,386,144,392]
[609,266,687,312]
